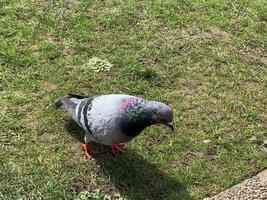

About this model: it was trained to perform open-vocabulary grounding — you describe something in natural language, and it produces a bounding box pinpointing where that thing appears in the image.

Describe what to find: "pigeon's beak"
[166,122,174,131]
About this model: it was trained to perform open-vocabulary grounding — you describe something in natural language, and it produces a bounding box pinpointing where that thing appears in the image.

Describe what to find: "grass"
[0,0,266,199]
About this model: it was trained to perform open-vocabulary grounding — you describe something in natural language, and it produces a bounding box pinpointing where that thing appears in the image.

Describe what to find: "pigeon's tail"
[54,94,86,110]
[54,97,64,109]
[54,96,74,110]
[54,95,86,123]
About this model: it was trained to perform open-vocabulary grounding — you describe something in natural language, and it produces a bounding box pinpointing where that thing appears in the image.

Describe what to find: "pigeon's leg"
[110,144,124,154]
[81,143,99,159]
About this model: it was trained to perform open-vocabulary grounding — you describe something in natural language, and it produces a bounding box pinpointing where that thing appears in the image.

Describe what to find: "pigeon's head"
[148,101,174,131]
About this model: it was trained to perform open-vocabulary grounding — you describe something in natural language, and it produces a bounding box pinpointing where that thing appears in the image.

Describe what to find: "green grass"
[1,0,266,199]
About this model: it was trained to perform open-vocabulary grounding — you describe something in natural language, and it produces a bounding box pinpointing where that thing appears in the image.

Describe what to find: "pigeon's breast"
[119,98,153,137]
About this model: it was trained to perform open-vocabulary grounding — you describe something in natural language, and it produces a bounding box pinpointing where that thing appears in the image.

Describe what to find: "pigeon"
[54,94,174,158]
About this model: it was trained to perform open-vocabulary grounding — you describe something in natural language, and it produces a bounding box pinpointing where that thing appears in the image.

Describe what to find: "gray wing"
[76,96,96,131]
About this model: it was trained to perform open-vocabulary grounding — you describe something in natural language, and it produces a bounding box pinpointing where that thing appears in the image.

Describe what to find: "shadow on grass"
[65,119,191,200]
[65,119,85,143]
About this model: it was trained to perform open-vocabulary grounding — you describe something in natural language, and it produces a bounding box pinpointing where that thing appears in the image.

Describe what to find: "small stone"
[249,136,257,141]
[40,132,54,141]
[203,139,211,144]
[260,57,267,65]
[262,147,267,154]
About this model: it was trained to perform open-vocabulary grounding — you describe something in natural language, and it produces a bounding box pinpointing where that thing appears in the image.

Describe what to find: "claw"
[81,143,99,159]
[110,144,124,154]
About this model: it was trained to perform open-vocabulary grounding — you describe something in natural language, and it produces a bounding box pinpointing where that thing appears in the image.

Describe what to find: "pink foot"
[81,143,99,159]
[110,144,124,154]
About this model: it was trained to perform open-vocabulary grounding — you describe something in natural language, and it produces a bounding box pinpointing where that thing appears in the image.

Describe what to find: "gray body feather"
[55,94,136,145]
[78,94,135,145]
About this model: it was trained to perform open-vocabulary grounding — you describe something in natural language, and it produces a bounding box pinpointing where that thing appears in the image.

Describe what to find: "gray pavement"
[204,169,267,200]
